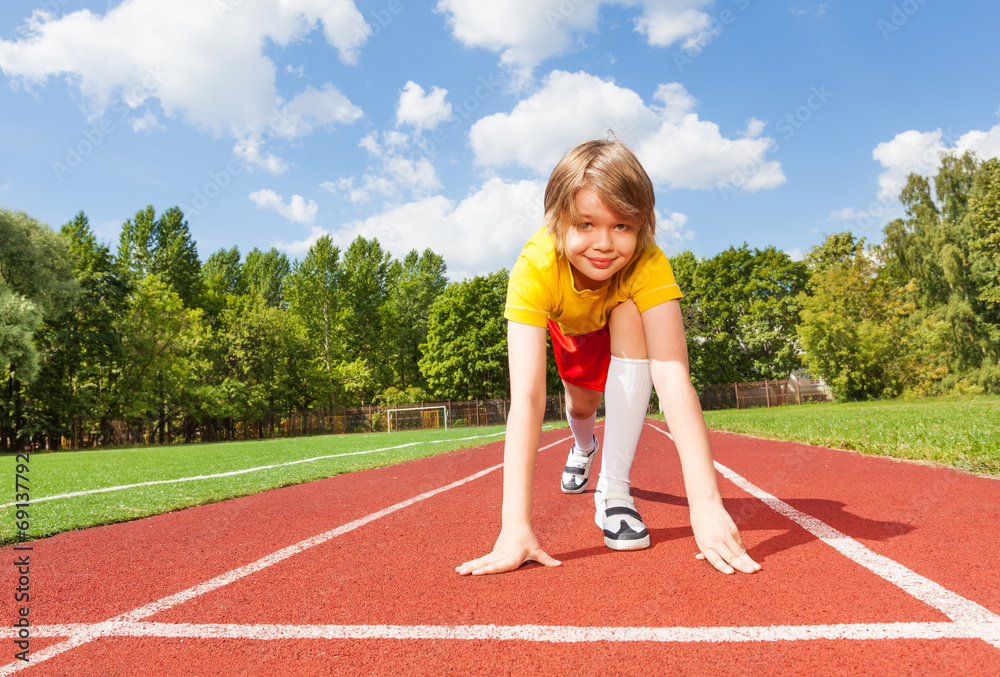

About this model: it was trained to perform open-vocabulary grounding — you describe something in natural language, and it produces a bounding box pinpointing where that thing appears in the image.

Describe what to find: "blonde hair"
[543,139,656,258]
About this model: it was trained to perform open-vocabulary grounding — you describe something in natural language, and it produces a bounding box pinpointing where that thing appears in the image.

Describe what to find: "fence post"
[734,382,739,410]
[765,380,770,408]
[794,378,801,405]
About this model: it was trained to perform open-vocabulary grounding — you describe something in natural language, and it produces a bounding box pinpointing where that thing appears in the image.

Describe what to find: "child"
[456,139,760,576]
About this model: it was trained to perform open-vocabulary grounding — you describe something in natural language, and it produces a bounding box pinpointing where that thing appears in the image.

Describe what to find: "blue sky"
[2,0,999,280]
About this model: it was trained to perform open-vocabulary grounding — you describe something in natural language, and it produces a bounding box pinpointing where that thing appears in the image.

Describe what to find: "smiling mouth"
[587,258,616,269]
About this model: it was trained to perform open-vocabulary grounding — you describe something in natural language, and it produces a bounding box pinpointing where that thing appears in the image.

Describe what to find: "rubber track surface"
[3,422,999,675]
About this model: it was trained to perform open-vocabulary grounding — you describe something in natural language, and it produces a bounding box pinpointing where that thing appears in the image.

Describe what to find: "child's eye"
[614,223,631,231]
[576,222,593,231]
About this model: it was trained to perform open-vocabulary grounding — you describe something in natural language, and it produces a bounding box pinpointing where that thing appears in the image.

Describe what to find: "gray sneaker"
[560,437,598,494]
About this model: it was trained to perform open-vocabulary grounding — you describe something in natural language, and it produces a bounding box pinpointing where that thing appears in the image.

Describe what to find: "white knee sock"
[566,408,596,453]
[597,356,652,499]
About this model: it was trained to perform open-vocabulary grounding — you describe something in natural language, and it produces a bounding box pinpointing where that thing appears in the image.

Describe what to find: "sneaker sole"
[604,532,651,550]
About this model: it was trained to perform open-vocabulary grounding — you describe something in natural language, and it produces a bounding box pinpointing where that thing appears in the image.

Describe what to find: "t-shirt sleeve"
[504,255,552,328]
[627,246,683,313]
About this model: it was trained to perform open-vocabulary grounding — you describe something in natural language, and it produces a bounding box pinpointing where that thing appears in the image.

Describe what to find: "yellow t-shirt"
[504,227,683,336]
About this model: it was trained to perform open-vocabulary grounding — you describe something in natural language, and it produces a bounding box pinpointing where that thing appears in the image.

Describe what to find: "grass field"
[2,425,509,546]
[701,395,1000,476]
[5,396,998,547]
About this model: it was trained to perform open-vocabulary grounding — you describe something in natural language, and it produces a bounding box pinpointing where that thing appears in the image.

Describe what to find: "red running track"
[3,421,1000,676]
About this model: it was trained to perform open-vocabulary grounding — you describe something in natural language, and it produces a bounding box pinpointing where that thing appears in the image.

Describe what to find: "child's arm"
[455,321,562,576]
[642,300,761,575]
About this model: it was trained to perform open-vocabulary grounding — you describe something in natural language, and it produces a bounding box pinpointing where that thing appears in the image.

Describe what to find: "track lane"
[3,422,999,675]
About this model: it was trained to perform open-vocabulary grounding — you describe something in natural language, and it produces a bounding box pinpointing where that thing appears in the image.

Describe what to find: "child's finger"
[729,550,761,573]
[530,549,561,568]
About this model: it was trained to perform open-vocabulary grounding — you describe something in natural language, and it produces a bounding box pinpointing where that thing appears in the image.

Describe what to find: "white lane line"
[647,423,1000,647]
[0,434,570,675]
[0,431,507,508]
[11,620,1000,644]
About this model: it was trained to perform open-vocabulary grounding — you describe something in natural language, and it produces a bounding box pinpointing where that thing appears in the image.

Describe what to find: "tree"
[286,236,347,406]
[19,212,129,449]
[202,246,246,299]
[878,152,1000,393]
[214,294,313,424]
[798,234,948,400]
[1,208,79,450]
[340,237,393,399]
[243,247,290,307]
[111,274,207,443]
[675,244,807,386]
[420,270,510,400]
[384,249,448,391]
[968,158,1000,310]
[117,205,203,308]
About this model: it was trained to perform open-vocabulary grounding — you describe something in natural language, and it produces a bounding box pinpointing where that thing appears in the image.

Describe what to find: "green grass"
[2,425,510,545]
[701,395,1000,476]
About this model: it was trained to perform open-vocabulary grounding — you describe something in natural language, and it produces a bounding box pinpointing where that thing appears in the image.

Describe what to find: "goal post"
[386,405,449,433]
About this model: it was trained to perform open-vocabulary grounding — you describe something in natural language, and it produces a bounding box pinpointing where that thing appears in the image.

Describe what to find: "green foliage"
[113,275,207,442]
[797,240,918,400]
[214,294,311,420]
[0,208,79,383]
[117,205,203,308]
[384,249,448,390]
[243,247,290,307]
[871,151,1000,396]
[377,384,431,406]
[420,270,510,400]
[672,244,807,387]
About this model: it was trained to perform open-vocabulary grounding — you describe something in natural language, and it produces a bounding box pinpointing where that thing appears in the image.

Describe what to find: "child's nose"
[593,228,613,250]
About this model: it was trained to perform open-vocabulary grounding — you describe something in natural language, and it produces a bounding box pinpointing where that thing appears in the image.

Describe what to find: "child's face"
[564,188,638,290]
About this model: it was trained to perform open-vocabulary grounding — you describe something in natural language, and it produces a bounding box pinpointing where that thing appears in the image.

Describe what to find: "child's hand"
[455,523,561,576]
[690,501,761,574]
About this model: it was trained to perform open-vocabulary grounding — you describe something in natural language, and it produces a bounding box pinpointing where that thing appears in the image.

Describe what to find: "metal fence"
[58,395,592,450]
[50,380,828,450]
[698,378,833,411]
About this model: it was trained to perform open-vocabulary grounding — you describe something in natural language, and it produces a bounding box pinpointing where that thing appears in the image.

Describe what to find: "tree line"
[2,151,998,450]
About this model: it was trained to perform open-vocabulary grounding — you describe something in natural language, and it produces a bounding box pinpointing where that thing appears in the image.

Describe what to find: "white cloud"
[435,0,715,75]
[631,0,714,49]
[396,81,453,131]
[234,137,290,174]
[249,189,318,225]
[272,84,364,138]
[469,70,784,192]
[0,0,366,168]
[828,207,868,221]
[655,210,694,252]
[872,129,948,201]
[872,124,1000,202]
[274,224,329,256]
[327,131,441,203]
[130,110,164,134]
[327,178,546,280]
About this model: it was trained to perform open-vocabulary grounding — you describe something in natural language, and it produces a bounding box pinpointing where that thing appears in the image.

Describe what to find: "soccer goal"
[386,405,449,432]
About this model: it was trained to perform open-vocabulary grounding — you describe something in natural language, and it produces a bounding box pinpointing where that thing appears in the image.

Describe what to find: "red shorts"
[547,319,611,392]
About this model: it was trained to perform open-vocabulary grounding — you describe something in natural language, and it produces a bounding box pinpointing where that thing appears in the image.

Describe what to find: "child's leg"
[565,382,600,450]
[596,300,652,550]
[560,382,601,493]
[547,319,610,494]
[596,356,651,498]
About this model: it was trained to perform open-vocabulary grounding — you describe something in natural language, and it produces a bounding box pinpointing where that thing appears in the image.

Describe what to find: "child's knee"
[609,300,648,359]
